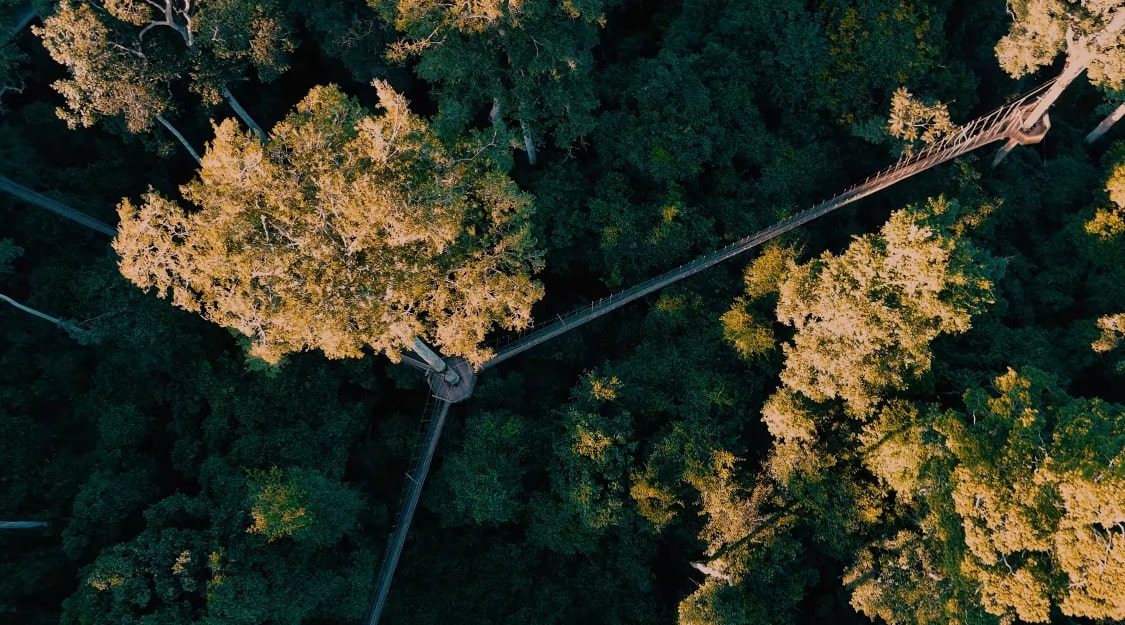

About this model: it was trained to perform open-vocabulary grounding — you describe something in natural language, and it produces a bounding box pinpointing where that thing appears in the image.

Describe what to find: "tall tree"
[284,0,395,83]
[721,244,797,360]
[0,1,38,108]
[996,0,1125,90]
[114,82,543,365]
[848,369,1125,624]
[815,0,955,123]
[885,86,957,156]
[993,0,1125,159]
[34,0,292,152]
[372,0,613,156]
[430,410,530,526]
[1088,154,1125,363]
[678,451,812,625]
[944,369,1125,622]
[773,198,1003,416]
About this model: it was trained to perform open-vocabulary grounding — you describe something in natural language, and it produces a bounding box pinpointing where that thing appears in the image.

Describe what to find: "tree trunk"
[368,399,451,625]
[155,115,202,165]
[991,138,1020,167]
[4,3,36,44]
[1037,11,1125,123]
[221,85,266,143]
[489,98,502,125]
[0,521,47,529]
[707,510,790,561]
[520,120,537,166]
[409,336,459,384]
[1019,58,1088,134]
[0,292,88,340]
[1010,10,1125,145]
[0,174,117,237]
[1087,100,1125,143]
[690,561,734,586]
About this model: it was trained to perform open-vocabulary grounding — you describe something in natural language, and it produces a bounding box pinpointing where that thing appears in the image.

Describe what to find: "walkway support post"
[1,292,89,339]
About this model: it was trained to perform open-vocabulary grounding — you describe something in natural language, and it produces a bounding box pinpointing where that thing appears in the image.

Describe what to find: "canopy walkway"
[0,72,1074,625]
[481,78,1056,370]
[0,175,117,237]
[366,393,452,625]
[366,77,1065,625]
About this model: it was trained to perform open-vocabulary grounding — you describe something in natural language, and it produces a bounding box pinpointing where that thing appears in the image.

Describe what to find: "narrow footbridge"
[481,78,1056,369]
[367,77,1062,625]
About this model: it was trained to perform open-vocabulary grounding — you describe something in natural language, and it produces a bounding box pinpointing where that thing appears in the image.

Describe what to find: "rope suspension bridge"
[365,76,1068,625]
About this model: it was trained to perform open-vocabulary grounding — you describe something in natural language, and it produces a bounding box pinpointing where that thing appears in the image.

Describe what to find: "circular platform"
[426,356,475,403]
[1013,109,1051,145]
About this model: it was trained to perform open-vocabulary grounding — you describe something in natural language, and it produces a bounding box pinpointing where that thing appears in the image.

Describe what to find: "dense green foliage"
[4,1,1125,625]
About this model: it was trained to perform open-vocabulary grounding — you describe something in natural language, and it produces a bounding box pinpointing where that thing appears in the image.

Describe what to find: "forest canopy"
[3,1,1125,625]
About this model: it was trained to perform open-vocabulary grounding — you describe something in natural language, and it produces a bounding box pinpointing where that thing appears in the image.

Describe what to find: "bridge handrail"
[364,75,1067,625]
[366,395,452,625]
[482,80,1055,369]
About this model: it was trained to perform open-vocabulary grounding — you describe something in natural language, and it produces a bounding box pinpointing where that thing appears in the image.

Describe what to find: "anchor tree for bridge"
[994,0,1125,138]
[113,81,544,366]
[995,0,1125,89]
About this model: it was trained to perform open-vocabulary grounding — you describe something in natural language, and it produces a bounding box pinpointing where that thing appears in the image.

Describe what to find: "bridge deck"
[482,81,1055,370]
[366,397,452,625]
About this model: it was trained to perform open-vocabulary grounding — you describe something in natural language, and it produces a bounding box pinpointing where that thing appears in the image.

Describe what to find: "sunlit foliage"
[721,245,796,360]
[8,2,1125,625]
[35,0,292,133]
[775,198,1002,415]
[114,82,543,365]
[246,467,312,542]
[1088,156,1125,358]
[887,87,957,156]
[372,0,610,148]
[996,0,1125,88]
[848,369,1125,624]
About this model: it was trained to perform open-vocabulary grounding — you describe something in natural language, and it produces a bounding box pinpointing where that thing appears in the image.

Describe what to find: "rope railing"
[482,81,1054,369]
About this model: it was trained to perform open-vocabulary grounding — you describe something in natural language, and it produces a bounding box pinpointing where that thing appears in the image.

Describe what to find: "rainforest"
[3,1,1125,624]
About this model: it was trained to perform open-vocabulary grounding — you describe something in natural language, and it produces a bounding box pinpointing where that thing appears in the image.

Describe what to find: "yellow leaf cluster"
[776,198,993,416]
[246,467,313,543]
[114,83,543,365]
